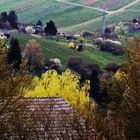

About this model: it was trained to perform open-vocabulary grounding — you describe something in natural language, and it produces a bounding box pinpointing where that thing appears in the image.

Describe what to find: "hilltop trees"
[36,20,43,26]
[7,38,21,70]
[45,20,57,36]
[8,10,18,29]
[0,12,8,22]
[0,10,18,29]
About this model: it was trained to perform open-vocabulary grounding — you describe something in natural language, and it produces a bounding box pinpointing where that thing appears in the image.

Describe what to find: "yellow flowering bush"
[26,70,90,110]
[114,70,127,81]
[68,42,75,49]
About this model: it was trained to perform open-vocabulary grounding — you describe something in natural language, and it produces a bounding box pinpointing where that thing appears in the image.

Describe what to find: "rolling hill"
[11,33,125,68]
[1,0,140,32]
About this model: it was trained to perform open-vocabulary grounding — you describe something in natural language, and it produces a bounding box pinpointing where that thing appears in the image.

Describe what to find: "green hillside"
[58,0,140,32]
[11,33,125,68]
[1,0,140,32]
[0,0,103,28]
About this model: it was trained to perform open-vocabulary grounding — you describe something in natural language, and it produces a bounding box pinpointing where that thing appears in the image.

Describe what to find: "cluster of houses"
[18,23,45,35]
[105,18,140,36]
[18,23,85,47]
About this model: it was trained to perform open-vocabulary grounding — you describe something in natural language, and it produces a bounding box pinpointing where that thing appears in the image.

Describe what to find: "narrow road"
[57,0,140,32]
[56,0,110,14]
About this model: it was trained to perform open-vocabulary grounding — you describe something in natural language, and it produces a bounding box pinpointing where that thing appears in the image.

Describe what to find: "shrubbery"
[95,38,124,55]
[68,56,84,72]
[104,62,122,73]
[100,42,124,55]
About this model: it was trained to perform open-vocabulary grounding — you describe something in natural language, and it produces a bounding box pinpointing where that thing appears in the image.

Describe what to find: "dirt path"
[108,0,140,15]
[57,0,140,32]
[56,0,110,14]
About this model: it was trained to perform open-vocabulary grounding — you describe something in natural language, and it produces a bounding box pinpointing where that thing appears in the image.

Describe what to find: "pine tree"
[0,11,8,22]
[36,20,43,26]
[8,10,18,29]
[45,20,57,36]
[90,69,101,103]
[8,38,21,70]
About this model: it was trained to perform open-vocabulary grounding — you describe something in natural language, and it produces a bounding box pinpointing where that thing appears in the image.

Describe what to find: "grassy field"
[60,0,140,33]
[11,33,125,68]
[1,0,139,33]
[0,0,103,28]
[65,0,134,11]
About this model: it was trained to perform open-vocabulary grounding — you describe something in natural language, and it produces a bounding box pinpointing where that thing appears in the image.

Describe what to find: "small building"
[25,26,36,34]
[34,25,44,35]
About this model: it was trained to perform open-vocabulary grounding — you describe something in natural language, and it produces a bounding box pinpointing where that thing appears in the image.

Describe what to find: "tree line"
[0,10,18,28]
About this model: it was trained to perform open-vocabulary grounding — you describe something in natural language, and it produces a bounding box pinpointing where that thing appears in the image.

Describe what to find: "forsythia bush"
[26,70,90,110]
[114,70,127,80]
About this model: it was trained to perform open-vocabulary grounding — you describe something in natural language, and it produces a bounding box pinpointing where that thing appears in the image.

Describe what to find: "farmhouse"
[25,26,36,34]
[34,25,44,35]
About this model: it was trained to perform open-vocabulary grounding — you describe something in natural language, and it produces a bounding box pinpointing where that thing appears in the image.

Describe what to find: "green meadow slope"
[1,0,140,32]
[11,33,125,68]
[0,0,103,28]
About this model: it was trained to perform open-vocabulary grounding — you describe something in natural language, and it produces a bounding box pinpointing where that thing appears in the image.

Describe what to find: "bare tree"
[24,39,44,74]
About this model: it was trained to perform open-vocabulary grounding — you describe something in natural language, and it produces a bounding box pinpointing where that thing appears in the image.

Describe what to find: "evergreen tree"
[8,10,18,29]
[8,38,21,70]
[0,11,8,22]
[37,20,43,26]
[45,20,57,35]
[105,27,111,34]
[90,69,101,102]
